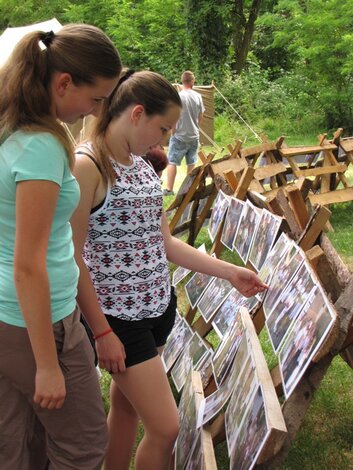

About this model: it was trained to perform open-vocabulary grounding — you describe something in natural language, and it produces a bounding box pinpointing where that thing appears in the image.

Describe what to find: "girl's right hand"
[95,333,126,374]
[34,366,66,410]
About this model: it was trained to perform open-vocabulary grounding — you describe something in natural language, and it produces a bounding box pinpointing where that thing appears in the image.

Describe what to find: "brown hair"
[181,70,195,84]
[142,146,168,175]
[91,69,181,184]
[0,24,121,168]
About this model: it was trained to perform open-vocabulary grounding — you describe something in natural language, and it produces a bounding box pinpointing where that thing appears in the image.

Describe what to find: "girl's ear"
[53,73,73,97]
[131,104,144,124]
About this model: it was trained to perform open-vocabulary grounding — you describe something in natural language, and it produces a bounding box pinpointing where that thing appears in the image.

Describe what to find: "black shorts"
[106,288,177,368]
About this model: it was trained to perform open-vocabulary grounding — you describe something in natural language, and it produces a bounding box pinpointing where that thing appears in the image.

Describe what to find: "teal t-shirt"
[0,131,80,327]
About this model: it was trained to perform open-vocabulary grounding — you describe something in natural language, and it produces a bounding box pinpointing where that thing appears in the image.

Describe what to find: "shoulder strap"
[76,145,103,175]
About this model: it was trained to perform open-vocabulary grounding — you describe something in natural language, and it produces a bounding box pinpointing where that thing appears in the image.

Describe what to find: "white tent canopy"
[0,18,62,68]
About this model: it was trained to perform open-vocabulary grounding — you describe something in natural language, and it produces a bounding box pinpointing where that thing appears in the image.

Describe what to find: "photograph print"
[184,428,205,470]
[257,232,292,287]
[263,242,305,318]
[233,199,261,264]
[221,197,245,250]
[212,289,246,339]
[279,284,336,399]
[248,209,283,271]
[161,313,194,373]
[225,354,257,455]
[208,190,230,242]
[171,332,209,392]
[266,260,316,352]
[175,387,199,470]
[172,243,206,286]
[184,254,216,308]
[200,350,245,427]
[213,318,246,386]
[196,349,214,389]
[229,385,270,470]
[179,201,193,225]
[197,277,233,322]
[176,170,198,197]
[178,368,196,426]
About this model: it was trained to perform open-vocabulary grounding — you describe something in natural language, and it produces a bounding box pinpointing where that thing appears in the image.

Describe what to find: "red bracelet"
[93,328,113,341]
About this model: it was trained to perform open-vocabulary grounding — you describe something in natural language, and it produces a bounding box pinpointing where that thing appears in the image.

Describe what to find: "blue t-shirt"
[0,131,80,327]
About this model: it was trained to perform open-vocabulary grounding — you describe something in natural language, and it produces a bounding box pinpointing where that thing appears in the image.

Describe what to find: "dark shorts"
[106,288,177,368]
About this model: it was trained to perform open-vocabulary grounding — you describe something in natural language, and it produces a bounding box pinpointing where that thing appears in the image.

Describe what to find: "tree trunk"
[232,0,262,74]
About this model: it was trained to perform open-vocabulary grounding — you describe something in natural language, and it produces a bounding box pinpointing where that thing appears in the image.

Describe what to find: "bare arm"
[71,155,126,373]
[161,212,267,297]
[14,180,65,409]
[198,111,204,125]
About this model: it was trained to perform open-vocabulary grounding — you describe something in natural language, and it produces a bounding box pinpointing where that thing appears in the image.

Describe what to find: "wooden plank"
[295,163,347,178]
[252,304,265,334]
[249,179,265,193]
[203,426,218,470]
[247,191,274,211]
[280,143,337,157]
[285,186,309,230]
[320,234,352,290]
[240,307,287,464]
[234,166,255,200]
[321,152,332,194]
[298,205,331,251]
[209,414,225,444]
[191,372,218,470]
[193,315,213,338]
[211,158,247,176]
[284,156,301,175]
[267,195,285,217]
[198,150,207,164]
[241,142,278,158]
[229,139,242,159]
[308,187,353,205]
[296,177,313,199]
[169,153,215,233]
[223,169,238,192]
[306,245,342,304]
[190,188,217,245]
[185,305,198,326]
[340,138,353,153]
[270,365,283,396]
[254,162,288,181]
[275,189,303,239]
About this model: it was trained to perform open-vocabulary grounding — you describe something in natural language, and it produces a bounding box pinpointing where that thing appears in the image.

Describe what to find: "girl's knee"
[148,415,179,447]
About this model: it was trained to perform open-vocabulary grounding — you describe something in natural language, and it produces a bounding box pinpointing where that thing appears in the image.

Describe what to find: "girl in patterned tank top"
[71,69,267,470]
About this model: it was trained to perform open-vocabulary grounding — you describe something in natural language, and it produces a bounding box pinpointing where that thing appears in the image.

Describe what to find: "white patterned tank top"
[80,146,171,320]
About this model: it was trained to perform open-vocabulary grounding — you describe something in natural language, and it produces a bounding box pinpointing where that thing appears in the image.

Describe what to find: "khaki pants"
[0,309,108,470]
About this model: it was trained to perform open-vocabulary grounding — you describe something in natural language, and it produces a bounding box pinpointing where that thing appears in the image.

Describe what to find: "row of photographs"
[173,321,272,470]
[208,190,283,271]
[169,233,336,401]
[166,194,337,468]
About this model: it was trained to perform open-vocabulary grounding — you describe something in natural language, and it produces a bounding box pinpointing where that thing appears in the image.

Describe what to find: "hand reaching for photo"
[228,266,268,298]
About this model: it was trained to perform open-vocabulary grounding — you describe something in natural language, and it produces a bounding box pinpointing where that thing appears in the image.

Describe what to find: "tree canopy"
[1,0,353,131]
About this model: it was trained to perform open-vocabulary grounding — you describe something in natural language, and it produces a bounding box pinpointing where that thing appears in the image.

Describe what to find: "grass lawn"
[100,145,353,469]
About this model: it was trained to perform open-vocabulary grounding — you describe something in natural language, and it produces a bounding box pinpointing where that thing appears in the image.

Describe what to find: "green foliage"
[184,0,230,83]
[105,0,191,81]
[215,66,326,142]
[259,0,353,130]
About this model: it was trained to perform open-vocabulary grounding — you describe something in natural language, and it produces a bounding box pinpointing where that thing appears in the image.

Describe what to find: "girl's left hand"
[228,266,268,298]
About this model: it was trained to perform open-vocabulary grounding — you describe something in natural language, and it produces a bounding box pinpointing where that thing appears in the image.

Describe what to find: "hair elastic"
[41,31,55,48]
[118,69,135,86]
